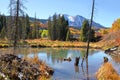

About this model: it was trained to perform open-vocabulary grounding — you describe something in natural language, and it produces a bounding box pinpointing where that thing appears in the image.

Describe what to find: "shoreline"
[0,39,103,49]
[0,44,102,50]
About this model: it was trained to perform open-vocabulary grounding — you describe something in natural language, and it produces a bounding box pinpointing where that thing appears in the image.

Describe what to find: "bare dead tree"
[86,0,95,58]
[8,0,26,49]
[7,0,15,42]
[13,0,20,49]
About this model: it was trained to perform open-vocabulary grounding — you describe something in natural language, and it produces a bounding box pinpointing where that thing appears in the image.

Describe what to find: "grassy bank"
[0,39,111,50]
[26,39,103,49]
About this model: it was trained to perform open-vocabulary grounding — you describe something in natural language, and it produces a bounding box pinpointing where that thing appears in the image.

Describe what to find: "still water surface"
[0,48,120,80]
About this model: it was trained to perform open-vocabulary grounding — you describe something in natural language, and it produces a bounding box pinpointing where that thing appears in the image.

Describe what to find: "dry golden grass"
[26,39,104,49]
[96,62,120,80]
[69,27,80,35]
[24,54,53,80]
[26,39,88,47]
[0,38,105,49]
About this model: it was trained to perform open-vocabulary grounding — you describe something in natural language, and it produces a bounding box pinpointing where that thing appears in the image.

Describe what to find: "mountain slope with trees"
[100,18,120,48]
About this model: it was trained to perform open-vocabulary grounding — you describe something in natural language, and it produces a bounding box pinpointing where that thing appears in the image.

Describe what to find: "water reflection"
[86,58,89,80]
[81,57,90,80]
[74,65,79,73]
[1,48,120,80]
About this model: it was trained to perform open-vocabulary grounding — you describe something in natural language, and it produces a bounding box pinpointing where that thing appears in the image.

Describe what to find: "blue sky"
[0,0,120,27]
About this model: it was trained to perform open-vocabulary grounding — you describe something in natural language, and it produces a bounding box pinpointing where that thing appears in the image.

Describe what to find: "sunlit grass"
[26,39,89,47]
[96,62,120,80]
[0,38,112,49]
[25,54,53,79]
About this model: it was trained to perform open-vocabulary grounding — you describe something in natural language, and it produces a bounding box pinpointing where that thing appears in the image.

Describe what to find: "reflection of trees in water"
[46,48,68,64]
[73,57,89,80]
[74,65,79,73]
[0,48,32,55]
[86,58,89,80]
[67,49,80,58]
[80,49,99,57]
[80,49,86,58]
[80,58,89,80]
[44,48,98,65]
[80,49,89,80]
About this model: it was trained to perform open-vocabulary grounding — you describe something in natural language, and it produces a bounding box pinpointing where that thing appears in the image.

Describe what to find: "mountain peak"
[30,14,105,29]
[63,14,105,29]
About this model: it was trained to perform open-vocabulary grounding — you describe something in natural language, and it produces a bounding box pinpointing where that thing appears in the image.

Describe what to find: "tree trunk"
[86,0,95,58]
[14,0,19,49]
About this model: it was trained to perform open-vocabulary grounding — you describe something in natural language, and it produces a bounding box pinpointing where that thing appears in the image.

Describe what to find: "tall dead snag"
[8,0,26,49]
[14,0,19,49]
[86,0,95,58]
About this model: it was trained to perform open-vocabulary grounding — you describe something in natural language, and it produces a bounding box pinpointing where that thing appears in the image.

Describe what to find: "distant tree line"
[30,14,40,39]
[0,14,41,40]
[0,13,98,42]
[48,14,70,41]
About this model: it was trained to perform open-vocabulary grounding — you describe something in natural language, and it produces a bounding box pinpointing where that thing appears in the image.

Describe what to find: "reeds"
[25,54,54,79]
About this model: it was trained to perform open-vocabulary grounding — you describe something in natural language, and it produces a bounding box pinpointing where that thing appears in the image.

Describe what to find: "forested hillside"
[101,18,120,48]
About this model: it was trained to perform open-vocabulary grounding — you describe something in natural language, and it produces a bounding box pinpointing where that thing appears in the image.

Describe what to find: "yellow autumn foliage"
[111,18,120,32]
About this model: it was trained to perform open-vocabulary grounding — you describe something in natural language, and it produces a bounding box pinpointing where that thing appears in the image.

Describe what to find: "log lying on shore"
[0,54,54,80]
[104,46,120,57]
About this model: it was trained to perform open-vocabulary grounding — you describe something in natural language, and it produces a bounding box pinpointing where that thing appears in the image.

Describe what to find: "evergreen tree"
[0,15,7,38]
[52,13,57,40]
[0,15,6,32]
[66,29,71,41]
[20,14,27,40]
[30,14,39,39]
[62,15,68,41]
[80,20,89,42]
[80,20,95,42]
[0,15,3,32]
[48,17,52,39]
[0,27,6,38]
[90,29,95,42]
[48,14,68,41]
[57,15,62,40]
[25,14,30,39]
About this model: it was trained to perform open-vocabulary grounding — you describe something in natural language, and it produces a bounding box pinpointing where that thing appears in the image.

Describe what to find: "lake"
[0,48,120,80]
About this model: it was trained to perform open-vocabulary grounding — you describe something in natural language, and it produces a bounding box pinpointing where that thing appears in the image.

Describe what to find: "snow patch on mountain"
[64,14,105,29]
